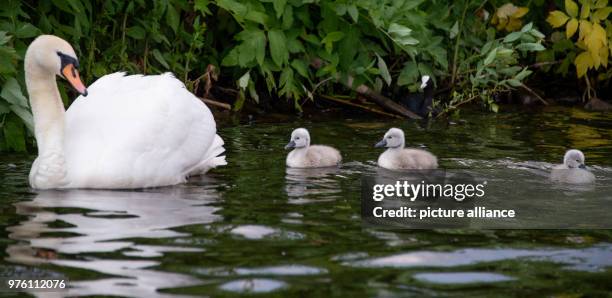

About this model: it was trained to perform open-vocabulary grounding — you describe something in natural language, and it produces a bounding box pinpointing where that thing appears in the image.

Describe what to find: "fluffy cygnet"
[285,128,342,168]
[550,149,595,184]
[375,128,438,170]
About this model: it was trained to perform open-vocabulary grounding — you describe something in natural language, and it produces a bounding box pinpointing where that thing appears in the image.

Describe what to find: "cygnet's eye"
[296,137,300,140]
[387,136,392,139]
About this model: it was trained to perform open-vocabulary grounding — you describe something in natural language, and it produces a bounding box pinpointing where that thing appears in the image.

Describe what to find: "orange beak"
[61,64,88,96]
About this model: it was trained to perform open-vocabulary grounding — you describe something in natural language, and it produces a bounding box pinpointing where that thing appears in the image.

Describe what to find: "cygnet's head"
[25,35,87,96]
[563,149,587,169]
[285,128,310,149]
[375,128,405,149]
[420,75,431,90]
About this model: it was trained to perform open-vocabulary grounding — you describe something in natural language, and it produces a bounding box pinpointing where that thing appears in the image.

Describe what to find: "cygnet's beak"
[285,140,296,150]
[374,139,387,148]
[578,164,586,169]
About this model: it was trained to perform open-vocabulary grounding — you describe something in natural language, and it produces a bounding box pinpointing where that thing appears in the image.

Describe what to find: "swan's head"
[420,75,431,90]
[375,128,405,149]
[563,149,587,169]
[25,35,87,96]
[285,128,310,149]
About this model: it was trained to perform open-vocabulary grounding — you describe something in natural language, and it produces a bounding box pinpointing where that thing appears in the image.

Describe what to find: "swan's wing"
[65,72,225,188]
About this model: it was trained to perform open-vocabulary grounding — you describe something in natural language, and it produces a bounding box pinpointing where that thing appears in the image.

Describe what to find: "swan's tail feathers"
[193,134,227,175]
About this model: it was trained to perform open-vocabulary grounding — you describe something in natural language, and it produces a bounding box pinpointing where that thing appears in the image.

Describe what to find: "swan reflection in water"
[7,185,222,297]
[284,167,343,204]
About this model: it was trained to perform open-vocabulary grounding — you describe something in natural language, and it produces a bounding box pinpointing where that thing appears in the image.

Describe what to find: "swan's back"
[550,165,595,184]
[287,145,341,168]
[378,148,438,170]
[64,72,225,188]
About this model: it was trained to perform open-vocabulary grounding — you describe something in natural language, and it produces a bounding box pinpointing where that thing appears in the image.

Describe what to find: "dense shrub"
[0,0,609,152]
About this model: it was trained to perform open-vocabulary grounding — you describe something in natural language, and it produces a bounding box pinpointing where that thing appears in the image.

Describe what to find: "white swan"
[550,149,595,184]
[375,128,438,170]
[25,35,226,189]
[285,128,341,168]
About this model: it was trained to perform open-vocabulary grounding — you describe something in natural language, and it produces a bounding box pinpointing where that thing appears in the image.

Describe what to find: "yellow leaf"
[497,3,518,19]
[506,18,523,31]
[600,45,609,67]
[547,10,570,28]
[591,48,601,68]
[566,18,579,38]
[580,2,590,19]
[592,23,607,46]
[579,20,592,41]
[574,51,593,77]
[565,0,579,17]
[594,0,608,8]
[593,7,612,21]
[496,17,509,30]
[512,7,529,18]
[491,14,499,25]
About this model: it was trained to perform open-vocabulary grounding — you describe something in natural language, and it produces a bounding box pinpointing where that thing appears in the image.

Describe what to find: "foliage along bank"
[1,0,611,152]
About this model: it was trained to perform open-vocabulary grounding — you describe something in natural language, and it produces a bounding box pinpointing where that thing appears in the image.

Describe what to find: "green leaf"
[490,103,499,113]
[152,49,169,69]
[248,82,259,104]
[234,90,246,111]
[450,21,459,39]
[388,23,420,46]
[238,71,250,89]
[514,68,533,81]
[15,23,40,38]
[245,11,268,25]
[291,59,309,78]
[0,31,11,45]
[194,0,211,14]
[279,68,300,99]
[3,113,26,152]
[347,5,359,22]
[398,62,418,86]
[166,6,180,33]
[503,31,523,43]
[216,0,247,17]
[321,31,344,53]
[388,23,412,36]
[222,47,239,66]
[427,46,448,70]
[273,0,287,18]
[9,104,33,133]
[376,54,391,86]
[484,48,498,65]
[0,101,9,114]
[282,5,293,29]
[1,78,28,108]
[516,42,545,52]
[268,29,289,67]
[506,79,522,87]
[126,26,146,39]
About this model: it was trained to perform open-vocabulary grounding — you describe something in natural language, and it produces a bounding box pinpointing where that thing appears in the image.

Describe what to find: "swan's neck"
[25,63,66,156]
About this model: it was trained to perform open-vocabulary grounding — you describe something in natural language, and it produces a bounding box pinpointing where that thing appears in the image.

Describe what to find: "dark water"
[1,106,612,297]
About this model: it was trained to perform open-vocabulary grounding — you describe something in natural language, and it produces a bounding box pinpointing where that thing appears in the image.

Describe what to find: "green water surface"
[0,106,611,297]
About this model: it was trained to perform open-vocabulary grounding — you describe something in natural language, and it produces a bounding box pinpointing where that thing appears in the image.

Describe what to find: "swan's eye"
[387,136,392,139]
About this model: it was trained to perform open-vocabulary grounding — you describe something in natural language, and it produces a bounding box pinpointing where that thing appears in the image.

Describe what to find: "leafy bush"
[544,0,612,100]
[2,0,604,153]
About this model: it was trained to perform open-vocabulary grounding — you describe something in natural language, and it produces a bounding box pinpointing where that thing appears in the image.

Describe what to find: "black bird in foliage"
[399,75,436,117]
